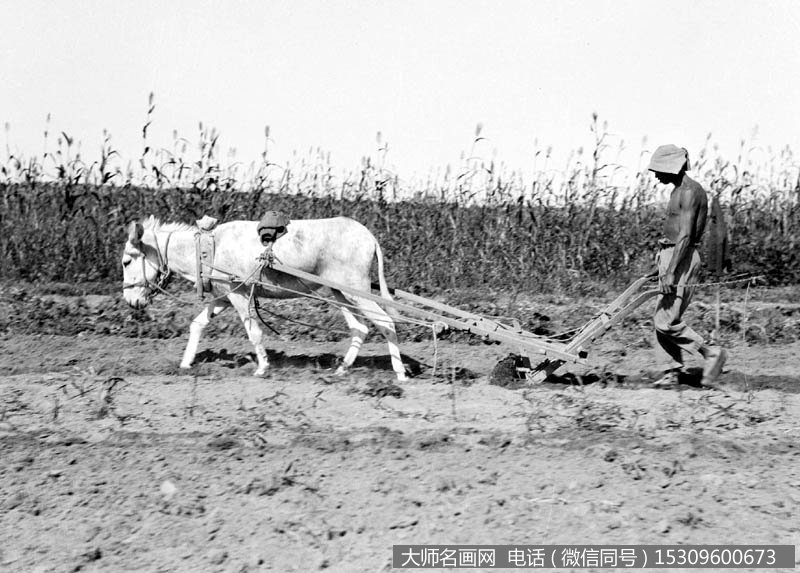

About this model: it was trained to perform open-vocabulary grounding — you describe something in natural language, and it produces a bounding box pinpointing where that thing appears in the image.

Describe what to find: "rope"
[127,237,446,342]
[246,276,352,336]
[251,298,351,336]
[677,274,764,288]
[135,239,507,340]
[531,274,764,344]
[249,283,281,335]
[431,323,439,378]
[142,277,184,303]
[192,261,264,306]
[200,255,347,335]
[142,245,439,334]
[146,243,766,348]
[242,266,437,328]
[255,251,444,330]
[216,253,426,335]
[133,237,769,379]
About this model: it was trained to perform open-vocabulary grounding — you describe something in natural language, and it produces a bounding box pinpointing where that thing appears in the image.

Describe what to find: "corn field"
[1,106,799,294]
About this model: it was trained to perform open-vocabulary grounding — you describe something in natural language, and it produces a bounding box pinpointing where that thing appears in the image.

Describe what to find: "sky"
[2,0,800,181]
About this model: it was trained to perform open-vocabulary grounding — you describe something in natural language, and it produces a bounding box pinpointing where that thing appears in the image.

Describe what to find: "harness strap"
[194,228,216,300]
[122,231,172,294]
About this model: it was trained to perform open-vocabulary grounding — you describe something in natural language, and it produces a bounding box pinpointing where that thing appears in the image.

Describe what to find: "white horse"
[121,215,408,381]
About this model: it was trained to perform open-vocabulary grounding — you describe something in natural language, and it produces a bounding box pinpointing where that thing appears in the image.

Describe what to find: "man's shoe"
[702,347,727,386]
[653,369,681,387]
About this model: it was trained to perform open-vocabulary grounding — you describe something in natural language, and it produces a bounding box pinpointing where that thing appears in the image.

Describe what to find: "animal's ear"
[128,221,144,245]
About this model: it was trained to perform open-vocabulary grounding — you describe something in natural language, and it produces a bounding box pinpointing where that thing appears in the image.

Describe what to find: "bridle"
[122,231,173,300]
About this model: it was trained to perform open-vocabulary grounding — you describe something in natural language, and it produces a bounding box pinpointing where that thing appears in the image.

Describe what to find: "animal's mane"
[141,216,194,233]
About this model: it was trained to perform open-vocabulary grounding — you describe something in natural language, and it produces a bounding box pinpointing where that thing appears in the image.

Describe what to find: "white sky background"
[2,0,800,183]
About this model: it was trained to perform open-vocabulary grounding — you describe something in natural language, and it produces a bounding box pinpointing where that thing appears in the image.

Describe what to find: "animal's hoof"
[179,362,192,370]
[334,365,349,377]
[254,367,267,377]
[396,373,408,383]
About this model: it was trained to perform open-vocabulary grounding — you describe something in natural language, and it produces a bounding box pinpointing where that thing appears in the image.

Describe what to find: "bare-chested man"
[648,144,726,387]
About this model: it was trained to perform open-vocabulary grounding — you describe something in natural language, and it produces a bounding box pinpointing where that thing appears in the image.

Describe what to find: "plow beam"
[269,262,587,365]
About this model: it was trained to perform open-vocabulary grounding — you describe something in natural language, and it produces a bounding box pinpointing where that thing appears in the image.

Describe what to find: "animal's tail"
[373,239,401,320]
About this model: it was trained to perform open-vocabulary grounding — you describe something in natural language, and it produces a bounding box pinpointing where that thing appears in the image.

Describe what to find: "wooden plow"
[267,262,660,382]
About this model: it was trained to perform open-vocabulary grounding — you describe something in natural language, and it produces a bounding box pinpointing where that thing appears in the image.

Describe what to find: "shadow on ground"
[489,356,800,394]
[193,348,430,378]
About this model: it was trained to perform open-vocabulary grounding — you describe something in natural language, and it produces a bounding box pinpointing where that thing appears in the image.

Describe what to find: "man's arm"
[662,187,700,293]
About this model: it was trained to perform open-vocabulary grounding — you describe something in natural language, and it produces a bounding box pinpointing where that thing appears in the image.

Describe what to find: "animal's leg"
[228,292,270,376]
[180,301,229,369]
[331,295,369,376]
[353,298,407,382]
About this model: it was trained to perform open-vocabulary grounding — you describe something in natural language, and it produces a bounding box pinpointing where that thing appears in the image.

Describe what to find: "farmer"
[648,144,727,387]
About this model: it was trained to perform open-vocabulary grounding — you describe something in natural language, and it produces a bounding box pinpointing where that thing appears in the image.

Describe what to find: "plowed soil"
[1,284,798,572]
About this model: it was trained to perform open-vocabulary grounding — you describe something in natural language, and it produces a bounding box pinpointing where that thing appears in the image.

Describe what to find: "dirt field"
[1,285,799,572]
